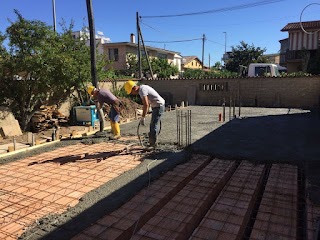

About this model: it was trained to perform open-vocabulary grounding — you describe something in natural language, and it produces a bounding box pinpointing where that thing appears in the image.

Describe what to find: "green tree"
[150,58,179,78]
[226,41,268,73]
[0,11,108,130]
[211,61,222,71]
[125,54,179,78]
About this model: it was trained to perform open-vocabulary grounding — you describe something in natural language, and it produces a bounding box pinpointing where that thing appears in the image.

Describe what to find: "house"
[72,30,111,54]
[181,56,203,71]
[102,34,182,75]
[280,20,320,73]
[264,53,280,65]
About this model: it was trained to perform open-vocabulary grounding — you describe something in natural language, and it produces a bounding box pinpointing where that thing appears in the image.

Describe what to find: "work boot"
[109,134,121,140]
[145,142,157,150]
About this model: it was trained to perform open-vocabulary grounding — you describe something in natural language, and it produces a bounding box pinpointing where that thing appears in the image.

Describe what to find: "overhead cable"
[141,0,285,18]
[144,38,202,43]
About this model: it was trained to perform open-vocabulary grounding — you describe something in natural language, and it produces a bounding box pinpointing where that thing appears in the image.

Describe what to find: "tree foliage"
[150,58,179,78]
[0,11,108,130]
[124,53,179,78]
[225,41,268,73]
[181,69,238,78]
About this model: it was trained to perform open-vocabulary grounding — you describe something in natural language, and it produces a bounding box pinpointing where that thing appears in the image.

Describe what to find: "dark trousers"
[149,105,165,145]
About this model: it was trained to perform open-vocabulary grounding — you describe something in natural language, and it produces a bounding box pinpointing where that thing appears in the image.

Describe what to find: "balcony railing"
[286,50,305,61]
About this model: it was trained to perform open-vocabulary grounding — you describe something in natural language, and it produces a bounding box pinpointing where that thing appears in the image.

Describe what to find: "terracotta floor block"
[0,142,144,239]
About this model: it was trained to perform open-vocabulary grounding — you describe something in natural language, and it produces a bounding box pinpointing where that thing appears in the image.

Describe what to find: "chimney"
[130,33,135,43]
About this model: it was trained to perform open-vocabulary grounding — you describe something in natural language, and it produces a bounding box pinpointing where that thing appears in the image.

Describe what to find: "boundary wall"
[129,76,320,109]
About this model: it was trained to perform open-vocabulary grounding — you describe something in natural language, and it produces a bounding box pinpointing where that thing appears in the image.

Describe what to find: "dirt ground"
[2,106,320,239]
[0,97,142,148]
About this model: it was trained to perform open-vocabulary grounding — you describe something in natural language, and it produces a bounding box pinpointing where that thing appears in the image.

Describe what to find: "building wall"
[289,31,320,50]
[103,45,130,71]
[141,77,320,109]
[103,44,178,72]
[184,59,202,69]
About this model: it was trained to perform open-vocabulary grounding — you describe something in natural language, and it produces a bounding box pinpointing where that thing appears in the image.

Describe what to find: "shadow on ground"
[192,111,320,164]
[19,110,320,239]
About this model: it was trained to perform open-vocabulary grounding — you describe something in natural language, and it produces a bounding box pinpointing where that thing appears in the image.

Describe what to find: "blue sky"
[1,0,319,65]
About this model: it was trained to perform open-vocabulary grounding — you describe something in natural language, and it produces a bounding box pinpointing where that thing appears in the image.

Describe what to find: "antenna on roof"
[299,3,320,35]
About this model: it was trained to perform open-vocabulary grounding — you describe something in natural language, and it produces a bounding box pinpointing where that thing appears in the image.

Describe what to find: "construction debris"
[0,120,22,138]
[30,106,69,133]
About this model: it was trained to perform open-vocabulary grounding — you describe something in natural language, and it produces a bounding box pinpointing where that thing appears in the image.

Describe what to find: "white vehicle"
[247,63,280,77]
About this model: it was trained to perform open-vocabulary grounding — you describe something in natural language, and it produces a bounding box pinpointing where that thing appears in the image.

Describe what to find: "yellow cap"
[124,80,136,95]
[87,86,95,95]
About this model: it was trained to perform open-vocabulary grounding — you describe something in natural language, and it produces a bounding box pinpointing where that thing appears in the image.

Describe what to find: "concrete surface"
[0,106,319,239]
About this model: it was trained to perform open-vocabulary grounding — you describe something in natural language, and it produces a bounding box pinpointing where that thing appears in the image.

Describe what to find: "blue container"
[73,105,99,126]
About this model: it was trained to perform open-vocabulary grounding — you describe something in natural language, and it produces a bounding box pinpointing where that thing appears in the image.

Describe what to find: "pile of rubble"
[30,106,69,132]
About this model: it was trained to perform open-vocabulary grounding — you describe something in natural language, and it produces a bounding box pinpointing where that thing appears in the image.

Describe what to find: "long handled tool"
[137,119,161,148]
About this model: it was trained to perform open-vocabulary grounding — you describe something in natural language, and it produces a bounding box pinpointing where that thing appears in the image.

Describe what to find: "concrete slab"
[1,106,319,240]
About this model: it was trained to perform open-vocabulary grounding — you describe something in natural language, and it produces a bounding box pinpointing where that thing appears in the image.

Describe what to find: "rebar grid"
[176,109,191,147]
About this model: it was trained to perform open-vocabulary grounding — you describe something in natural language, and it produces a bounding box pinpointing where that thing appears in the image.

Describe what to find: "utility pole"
[202,34,206,70]
[136,12,142,79]
[86,0,104,131]
[208,53,211,69]
[52,0,56,32]
[86,0,97,88]
[223,32,227,54]
[136,12,154,80]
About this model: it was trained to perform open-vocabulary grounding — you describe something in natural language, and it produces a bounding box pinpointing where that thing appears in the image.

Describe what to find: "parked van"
[247,63,280,77]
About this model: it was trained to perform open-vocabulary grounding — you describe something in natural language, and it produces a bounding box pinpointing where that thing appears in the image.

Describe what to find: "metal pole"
[180,111,183,146]
[238,79,241,117]
[177,110,180,146]
[52,0,56,32]
[202,34,205,70]
[86,0,104,131]
[138,23,154,80]
[223,32,227,54]
[189,110,191,146]
[188,110,191,146]
[233,96,236,118]
[223,98,226,122]
[136,12,142,79]
[229,96,232,121]
[185,112,188,147]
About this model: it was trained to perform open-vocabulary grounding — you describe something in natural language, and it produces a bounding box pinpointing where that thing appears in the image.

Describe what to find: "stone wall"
[2,76,319,126]
[140,76,320,109]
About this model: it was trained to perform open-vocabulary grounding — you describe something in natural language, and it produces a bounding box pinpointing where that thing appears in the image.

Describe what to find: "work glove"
[140,117,146,126]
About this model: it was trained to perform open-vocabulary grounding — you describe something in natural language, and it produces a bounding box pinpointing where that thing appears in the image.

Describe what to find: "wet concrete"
[6,106,320,239]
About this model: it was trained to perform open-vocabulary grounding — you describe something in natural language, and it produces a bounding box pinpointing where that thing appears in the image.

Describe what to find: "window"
[200,83,228,92]
[254,66,271,77]
[108,48,119,61]
[157,53,167,59]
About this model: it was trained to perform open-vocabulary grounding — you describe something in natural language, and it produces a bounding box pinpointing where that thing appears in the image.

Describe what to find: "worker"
[87,86,122,140]
[124,80,165,147]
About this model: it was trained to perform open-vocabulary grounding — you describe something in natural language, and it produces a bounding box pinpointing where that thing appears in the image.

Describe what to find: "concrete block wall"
[141,76,320,109]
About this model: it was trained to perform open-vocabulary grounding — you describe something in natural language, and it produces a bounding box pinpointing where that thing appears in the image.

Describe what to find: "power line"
[141,0,285,18]
[144,38,202,43]
[207,39,225,47]
[140,20,203,44]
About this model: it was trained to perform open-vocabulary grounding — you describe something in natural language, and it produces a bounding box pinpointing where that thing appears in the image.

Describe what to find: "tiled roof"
[281,20,320,31]
[103,42,180,54]
[182,56,201,65]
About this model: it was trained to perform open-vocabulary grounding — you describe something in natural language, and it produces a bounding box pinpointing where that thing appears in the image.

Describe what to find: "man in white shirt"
[124,80,165,147]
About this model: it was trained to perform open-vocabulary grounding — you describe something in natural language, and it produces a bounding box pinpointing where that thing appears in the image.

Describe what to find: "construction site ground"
[1,106,320,240]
